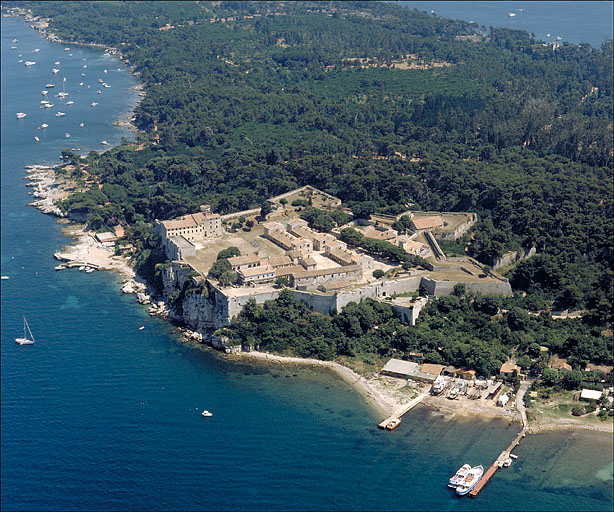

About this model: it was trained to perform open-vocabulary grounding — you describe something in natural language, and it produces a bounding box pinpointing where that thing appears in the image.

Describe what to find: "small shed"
[579,389,603,402]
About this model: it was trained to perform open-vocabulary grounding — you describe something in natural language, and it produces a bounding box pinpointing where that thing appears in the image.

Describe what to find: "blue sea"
[1,14,613,512]
[401,1,613,48]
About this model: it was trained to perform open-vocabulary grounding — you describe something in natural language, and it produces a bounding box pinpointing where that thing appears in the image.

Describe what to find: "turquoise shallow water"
[1,15,613,512]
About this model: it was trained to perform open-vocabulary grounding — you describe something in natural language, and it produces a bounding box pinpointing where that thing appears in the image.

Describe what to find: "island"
[6,0,612,445]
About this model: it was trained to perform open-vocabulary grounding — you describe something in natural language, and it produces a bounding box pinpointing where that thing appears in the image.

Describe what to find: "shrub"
[571,406,584,416]
[372,269,385,279]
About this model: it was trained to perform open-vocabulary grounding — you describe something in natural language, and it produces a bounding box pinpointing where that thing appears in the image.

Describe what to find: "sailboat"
[15,316,35,345]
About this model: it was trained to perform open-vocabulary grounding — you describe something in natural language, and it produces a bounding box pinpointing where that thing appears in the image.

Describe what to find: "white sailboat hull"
[15,338,35,345]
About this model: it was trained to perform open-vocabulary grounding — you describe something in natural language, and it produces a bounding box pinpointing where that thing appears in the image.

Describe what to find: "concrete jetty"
[470,381,530,497]
[378,391,428,429]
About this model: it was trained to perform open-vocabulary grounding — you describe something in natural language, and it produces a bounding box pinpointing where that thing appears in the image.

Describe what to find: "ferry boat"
[16,112,27,119]
[385,418,401,430]
[448,464,471,488]
[456,465,484,496]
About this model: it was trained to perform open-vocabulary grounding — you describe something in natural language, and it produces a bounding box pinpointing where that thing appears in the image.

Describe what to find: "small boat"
[79,123,84,127]
[16,112,27,119]
[65,101,74,105]
[41,100,50,104]
[1,275,9,280]
[448,464,472,488]
[456,465,484,496]
[54,61,60,65]
[85,267,95,273]
[64,47,70,51]
[508,12,517,17]
[201,410,213,417]
[15,316,35,345]
[55,265,66,270]
[12,38,17,42]
[34,136,40,142]
[58,92,69,97]
[65,133,70,138]
[83,65,87,69]
[52,68,59,73]
[45,83,55,88]
[18,59,23,63]
[10,46,17,50]
[43,103,54,108]
[79,266,85,271]
[103,83,111,88]
[99,79,103,83]
[81,73,86,77]
[33,48,40,52]
[385,418,401,430]
[41,123,48,128]
[25,61,36,66]
[139,326,145,331]
[41,90,48,95]
[104,69,107,73]
[503,458,512,467]
[91,102,98,107]
[55,112,65,117]
[18,54,22,57]
[79,82,84,86]
[101,141,110,145]
[97,90,102,94]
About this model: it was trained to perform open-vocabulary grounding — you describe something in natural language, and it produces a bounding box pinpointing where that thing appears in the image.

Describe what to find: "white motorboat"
[15,316,35,345]
[41,100,50,104]
[41,90,48,95]
[82,73,86,77]
[65,133,70,138]
[101,141,110,145]
[1,275,9,279]
[25,61,36,66]
[43,103,54,108]
[54,61,60,65]
[201,410,213,417]
[16,112,26,119]
[79,123,84,127]
[52,68,59,73]
[55,112,65,117]
[91,102,98,107]
[18,59,23,63]
[139,326,145,331]
[45,83,55,88]
[456,466,484,496]
[103,83,111,88]
[33,48,40,52]
[508,12,517,17]
[79,82,84,86]
[41,123,48,128]
[34,136,40,142]
[64,47,70,51]
[97,90,102,94]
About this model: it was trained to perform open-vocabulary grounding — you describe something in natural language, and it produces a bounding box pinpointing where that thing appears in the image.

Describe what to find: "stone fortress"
[154,186,511,338]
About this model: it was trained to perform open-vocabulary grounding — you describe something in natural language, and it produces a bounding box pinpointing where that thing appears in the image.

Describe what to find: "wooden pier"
[378,391,428,429]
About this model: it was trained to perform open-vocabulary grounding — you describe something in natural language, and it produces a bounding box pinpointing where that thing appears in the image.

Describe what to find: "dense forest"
[11,2,613,351]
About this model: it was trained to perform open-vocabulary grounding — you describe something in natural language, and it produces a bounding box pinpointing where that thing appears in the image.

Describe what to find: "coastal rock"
[121,282,135,294]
